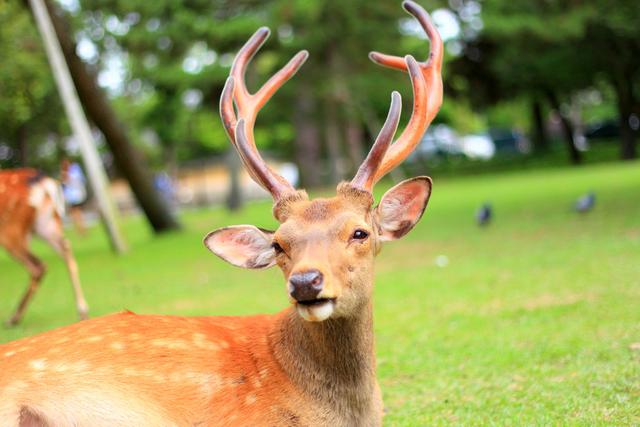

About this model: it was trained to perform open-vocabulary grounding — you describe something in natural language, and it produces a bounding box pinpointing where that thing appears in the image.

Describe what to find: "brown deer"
[0,168,88,326]
[0,1,442,425]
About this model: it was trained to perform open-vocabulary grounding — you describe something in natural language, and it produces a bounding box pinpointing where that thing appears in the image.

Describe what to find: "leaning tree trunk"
[39,0,180,232]
[546,90,581,165]
[293,81,321,187]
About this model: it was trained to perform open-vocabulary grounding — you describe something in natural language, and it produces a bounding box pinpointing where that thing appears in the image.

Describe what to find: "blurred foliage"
[439,98,486,134]
[449,0,639,158]
[0,0,637,175]
[485,99,528,130]
[72,0,453,172]
[0,0,66,170]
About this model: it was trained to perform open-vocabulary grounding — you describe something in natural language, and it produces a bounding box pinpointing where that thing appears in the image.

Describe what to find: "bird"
[574,191,596,213]
[476,203,492,226]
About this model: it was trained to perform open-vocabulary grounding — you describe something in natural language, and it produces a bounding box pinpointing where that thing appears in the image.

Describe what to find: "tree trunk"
[344,109,364,176]
[16,123,28,166]
[546,90,581,165]
[30,0,127,253]
[530,98,548,152]
[612,74,637,160]
[40,0,180,232]
[293,81,321,188]
[225,148,242,211]
[323,97,345,184]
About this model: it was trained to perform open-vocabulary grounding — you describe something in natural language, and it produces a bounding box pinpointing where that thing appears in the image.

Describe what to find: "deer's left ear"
[204,225,276,269]
[375,176,432,241]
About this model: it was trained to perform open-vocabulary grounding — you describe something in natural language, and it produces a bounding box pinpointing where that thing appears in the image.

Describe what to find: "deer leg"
[44,235,89,321]
[5,247,46,327]
[61,238,88,320]
[69,206,87,236]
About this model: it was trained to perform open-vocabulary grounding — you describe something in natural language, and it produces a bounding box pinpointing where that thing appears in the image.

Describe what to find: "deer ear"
[204,225,276,269]
[375,176,432,242]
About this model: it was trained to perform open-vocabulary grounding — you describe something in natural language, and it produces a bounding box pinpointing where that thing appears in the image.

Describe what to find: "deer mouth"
[297,297,335,307]
[296,298,336,322]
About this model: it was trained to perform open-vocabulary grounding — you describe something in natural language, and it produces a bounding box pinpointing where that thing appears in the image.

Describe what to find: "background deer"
[0,1,441,425]
[0,168,88,326]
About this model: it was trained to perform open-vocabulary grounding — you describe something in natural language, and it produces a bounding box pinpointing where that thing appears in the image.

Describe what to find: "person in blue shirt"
[61,159,88,235]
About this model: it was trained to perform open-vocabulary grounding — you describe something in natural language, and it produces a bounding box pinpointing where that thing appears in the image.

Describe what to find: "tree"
[580,1,640,159]
[39,0,181,232]
[70,0,445,190]
[76,0,272,207]
[0,1,64,169]
[269,0,443,184]
[454,0,639,161]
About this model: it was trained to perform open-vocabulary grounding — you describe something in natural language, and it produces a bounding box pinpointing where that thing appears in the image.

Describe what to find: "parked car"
[408,124,461,162]
[459,133,495,160]
[488,128,530,153]
[584,120,619,141]
[409,126,529,162]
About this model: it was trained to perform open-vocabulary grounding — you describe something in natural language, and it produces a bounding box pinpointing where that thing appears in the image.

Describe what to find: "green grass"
[1,161,639,424]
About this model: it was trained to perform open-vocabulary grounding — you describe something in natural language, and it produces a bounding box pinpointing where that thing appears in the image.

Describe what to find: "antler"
[220,27,308,200]
[354,0,444,188]
[351,91,402,191]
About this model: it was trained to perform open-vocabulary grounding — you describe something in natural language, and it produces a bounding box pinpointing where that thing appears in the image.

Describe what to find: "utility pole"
[29,0,127,253]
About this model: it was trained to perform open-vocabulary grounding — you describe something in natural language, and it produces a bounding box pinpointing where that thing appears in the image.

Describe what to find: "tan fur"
[0,310,375,426]
[0,169,88,326]
[0,1,443,427]
[0,0,442,420]
[0,178,433,426]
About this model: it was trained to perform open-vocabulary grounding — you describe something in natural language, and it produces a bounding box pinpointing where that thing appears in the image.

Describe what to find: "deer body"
[0,304,379,426]
[0,168,88,326]
[0,2,442,424]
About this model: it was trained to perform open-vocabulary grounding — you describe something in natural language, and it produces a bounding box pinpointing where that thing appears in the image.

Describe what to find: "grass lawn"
[1,161,639,424]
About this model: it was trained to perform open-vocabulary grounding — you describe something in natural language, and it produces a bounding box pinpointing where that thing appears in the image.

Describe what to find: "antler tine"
[220,75,264,187]
[229,27,270,113]
[219,77,262,186]
[220,27,309,200]
[220,77,237,142]
[366,0,444,184]
[373,55,429,181]
[235,119,292,199]
[351,91,402,191]
[369,1,443,71]
[255,50,309,112]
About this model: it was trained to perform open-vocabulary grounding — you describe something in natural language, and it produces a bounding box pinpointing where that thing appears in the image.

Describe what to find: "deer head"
[205,0,443,323]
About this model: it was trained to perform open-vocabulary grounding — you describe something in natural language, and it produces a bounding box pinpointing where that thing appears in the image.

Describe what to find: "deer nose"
[288,270,324,302]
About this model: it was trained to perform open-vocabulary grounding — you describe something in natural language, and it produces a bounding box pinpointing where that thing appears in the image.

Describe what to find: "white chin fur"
[296,300,334,322]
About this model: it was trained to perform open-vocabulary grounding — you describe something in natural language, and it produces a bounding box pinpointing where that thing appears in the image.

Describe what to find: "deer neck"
[270,299,377,415]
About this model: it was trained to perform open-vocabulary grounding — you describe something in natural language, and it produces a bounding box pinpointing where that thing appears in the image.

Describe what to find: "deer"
[0,168,88,326]
[0,1,442,425]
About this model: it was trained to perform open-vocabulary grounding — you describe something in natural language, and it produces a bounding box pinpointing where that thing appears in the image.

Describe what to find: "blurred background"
[1,0,638,212]
[0,0,638,424]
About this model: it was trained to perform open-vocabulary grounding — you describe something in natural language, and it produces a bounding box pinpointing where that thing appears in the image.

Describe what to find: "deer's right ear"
[204,225,276,269]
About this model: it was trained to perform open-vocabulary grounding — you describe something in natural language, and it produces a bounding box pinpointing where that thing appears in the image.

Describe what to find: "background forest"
[1,0,638,187]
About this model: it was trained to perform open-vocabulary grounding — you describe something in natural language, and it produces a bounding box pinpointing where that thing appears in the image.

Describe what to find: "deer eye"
[271,242,284,254]
[352,229,369,240]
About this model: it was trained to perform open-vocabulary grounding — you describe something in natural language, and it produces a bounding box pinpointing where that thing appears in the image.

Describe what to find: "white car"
[459,133,495,160]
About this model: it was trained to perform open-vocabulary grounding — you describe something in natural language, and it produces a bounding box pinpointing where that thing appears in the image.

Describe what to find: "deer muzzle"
[288,270,324,302]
